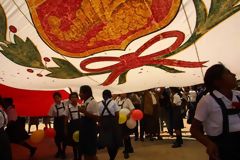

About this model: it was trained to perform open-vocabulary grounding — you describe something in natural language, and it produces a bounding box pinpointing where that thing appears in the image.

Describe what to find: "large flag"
[1,0,240,97]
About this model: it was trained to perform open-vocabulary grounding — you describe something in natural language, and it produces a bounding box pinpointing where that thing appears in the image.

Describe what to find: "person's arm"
[190,119,219,160]
[79,103,100,121]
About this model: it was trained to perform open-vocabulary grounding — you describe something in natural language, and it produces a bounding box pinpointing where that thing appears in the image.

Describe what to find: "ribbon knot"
[80,30,205,86]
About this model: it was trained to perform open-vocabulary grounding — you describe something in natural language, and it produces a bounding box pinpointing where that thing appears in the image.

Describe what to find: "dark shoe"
[30,147,37,157]
[157,136,163,140]
[61,152,66,159]
[140,137,144,141]
[129,147,134,153]
[134,137,139,141]
[172,142,181,148]
[124,152,129,159]
[149,137,154,141]
[179,138,183,144]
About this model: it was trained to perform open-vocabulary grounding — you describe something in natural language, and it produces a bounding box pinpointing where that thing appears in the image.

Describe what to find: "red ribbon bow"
[80,30,205,86]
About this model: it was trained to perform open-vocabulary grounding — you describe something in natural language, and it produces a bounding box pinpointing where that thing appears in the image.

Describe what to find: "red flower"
[43,57,51,62]
[27,69,34,73]
[9,25,17,33]
[37,73,43,77]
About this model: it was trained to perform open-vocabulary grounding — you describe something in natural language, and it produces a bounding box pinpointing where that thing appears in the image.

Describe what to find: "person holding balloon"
[64,92,83,160]
[48,92,67,159]
[98,89,122,160]
[78,85,99,160]
[116,93,135,159]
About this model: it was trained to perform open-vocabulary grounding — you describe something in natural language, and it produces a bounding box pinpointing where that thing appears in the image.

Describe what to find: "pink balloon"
[131,109,143,120]
[44,128,56,138]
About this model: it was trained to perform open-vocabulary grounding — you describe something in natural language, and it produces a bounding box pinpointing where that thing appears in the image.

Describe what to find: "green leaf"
[149,65,184,73]
[46,58,84,79]
[0,5,6,42]
[163,0,240,58]
[118,71,129,85]
[0,35,45,68]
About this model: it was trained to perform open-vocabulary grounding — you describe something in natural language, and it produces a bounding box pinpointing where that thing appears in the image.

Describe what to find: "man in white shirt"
[48,92,67,159]
[79,85,99,160]
[98,89,121,160]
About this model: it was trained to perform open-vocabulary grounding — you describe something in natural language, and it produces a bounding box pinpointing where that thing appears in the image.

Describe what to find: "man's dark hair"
[102,89,112,100]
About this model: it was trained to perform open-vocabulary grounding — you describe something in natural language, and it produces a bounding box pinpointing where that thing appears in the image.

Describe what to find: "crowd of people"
[1,64,240,160]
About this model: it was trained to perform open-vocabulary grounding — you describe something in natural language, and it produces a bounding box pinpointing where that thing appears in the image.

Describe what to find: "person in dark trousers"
[98,89,122,160]
[0,98,12,160]
[170,87,184,148]
[3,98,37,158]
[191,64,240,160]
[65,92,82,160]
[48,92,67,159]
[79,85,99,160]
[129,92,141,141]
[116,93,135,159]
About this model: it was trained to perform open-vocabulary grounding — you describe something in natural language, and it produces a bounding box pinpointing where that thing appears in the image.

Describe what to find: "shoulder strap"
[236,96,240,102]
[55,104,59,117]
[0,109,7,127]
[68,105,73,120]
[68,105,81,120]
[85,97,94,108]
[55,102,65,117]
[210,92,229,135]
[101,100,113,116]
[118,99,126,109]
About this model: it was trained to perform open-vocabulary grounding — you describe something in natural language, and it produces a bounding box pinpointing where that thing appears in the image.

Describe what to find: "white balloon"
[119,108,130,116]
[126,118,136,129]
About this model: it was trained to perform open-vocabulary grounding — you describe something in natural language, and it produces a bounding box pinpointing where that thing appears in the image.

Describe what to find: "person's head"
[69,92,79,106]
[204,64,236,92]
[79,85,93,101]
[53,92,62,104]
[120,93,127,99]
[102,89,112,101]
[170,87,180,95]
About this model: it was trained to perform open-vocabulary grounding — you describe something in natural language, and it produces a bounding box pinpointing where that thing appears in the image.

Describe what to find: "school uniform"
[65,103,83,159]
[98,98,121,160]
[195,90,240,160]
[79,97,99,156]
[116,97,135,158]
[172,93,184,130]
[65,103,82,145]
[0,108,12,160]
[6,107,29,143]
[48,102,67,156]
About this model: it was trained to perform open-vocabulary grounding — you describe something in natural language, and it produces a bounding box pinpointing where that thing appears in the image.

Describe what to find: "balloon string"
[181,2,204,79]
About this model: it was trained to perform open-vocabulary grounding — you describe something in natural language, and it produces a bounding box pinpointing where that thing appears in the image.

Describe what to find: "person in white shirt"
[116,93,135,159]
[0,100,12,160]
[98,89,121,160]
[48,92,67,159]
[191,64,240,160]
[65,92,82,160]
[170,87,184,148]
[78,85,99,160]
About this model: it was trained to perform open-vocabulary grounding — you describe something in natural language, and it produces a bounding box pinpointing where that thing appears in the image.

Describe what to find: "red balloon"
[131,109,143,120]
[44,128,56,138]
